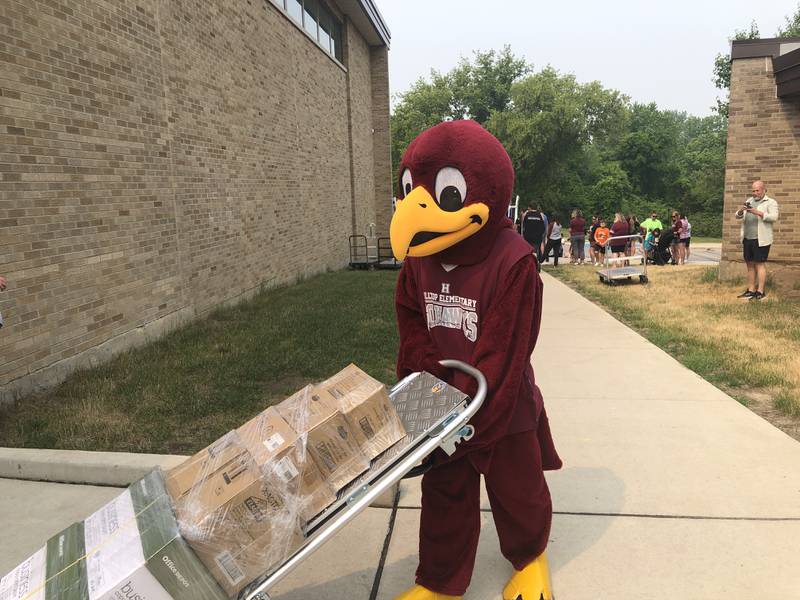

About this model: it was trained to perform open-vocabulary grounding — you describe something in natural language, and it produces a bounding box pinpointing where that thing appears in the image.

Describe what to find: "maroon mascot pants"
[415,429,552,596]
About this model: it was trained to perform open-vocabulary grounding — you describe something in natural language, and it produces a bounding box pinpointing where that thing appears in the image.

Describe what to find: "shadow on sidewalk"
[550,466,625,568]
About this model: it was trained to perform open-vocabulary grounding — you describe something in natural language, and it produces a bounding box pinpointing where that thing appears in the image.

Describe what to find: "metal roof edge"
[358,0,391,47]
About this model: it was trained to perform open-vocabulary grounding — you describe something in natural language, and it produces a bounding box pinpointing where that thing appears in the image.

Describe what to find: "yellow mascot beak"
[390,187,489,261]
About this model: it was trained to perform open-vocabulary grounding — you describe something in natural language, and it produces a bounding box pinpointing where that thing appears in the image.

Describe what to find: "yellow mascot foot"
[502,552,553,600]
[393,584,462,600]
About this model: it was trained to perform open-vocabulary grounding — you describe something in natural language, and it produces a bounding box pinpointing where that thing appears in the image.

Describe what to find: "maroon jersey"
[396,228,543,444]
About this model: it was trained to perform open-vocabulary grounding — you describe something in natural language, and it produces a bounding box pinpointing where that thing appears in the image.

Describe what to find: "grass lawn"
[690,236,722,244]
[546,262,800,441]
[0,270,400,454]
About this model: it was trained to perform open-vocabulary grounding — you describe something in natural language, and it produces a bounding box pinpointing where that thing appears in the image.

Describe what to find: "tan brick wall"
[0,0,392,402]
[721,56,800,291]
[345,20,376,238]
[370,45,392,237]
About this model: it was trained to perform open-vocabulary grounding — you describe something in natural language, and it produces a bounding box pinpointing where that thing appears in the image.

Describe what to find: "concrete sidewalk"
[2,270,800,599]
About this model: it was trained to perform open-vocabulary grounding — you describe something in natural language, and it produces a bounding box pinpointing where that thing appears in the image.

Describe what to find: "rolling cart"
[349,235,401,270]
[241,360,487,600]
[597,233,648,285]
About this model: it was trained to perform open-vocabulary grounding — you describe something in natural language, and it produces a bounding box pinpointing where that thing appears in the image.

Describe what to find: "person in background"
[669,211,684,265]
[588,215,601,266]
[521,205,547,263]
[679,213,691,263]
[543,215,563,267]
[569,209,586,265]
[683,214,692,261]
[539,206,549,238]
[645,228,660,253]
[593,219,610,264]
[625,214,638,257]
[735,180,779,300]
[641,211,663,238]
[609,213,629,266]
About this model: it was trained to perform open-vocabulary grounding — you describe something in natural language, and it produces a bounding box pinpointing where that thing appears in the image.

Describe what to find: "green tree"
[615,103,685,202]
[678,114,726,215]
[390,47,530,174]
[487,68,628,215]
[587,162,637,218]
[449,46,531,123]
[390,72,454,173]
[778,3,800,37]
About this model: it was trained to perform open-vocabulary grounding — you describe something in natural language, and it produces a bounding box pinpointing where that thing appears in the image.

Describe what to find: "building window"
[272,0,343,64]
[318,7,332,53]
[331,17,344,63]
[303,0,318,38]
[286,0,302,23]
[331,18,343,62]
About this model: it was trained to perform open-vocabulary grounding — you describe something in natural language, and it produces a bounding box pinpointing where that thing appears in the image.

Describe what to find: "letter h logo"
[441,283,450,294]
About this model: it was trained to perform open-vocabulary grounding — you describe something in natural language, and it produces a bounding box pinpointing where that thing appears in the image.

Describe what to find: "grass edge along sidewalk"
[0,270,402,455]
[546,264,800,442]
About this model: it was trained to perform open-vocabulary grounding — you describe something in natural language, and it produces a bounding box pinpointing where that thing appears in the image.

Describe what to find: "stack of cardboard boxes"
[0,470,227,600]
[163,364,407,596]
[0,364,406,600]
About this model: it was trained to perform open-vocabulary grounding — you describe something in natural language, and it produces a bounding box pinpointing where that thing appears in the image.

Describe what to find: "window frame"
[269,0,345,68]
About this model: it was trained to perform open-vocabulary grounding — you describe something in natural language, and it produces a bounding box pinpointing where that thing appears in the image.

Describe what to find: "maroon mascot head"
[390,120,515,266]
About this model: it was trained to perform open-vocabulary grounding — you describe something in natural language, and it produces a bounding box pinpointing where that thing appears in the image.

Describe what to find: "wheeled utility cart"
[241,360,487,600]
[597,233,648,285]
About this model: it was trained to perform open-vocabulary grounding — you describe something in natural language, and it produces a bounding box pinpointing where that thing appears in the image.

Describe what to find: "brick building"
[721,38,800,289]
[0,0,393,403]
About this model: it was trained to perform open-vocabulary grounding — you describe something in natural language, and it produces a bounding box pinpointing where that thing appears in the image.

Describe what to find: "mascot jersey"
[390,120,562,600]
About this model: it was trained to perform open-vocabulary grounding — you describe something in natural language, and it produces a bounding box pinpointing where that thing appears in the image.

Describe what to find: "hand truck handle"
[438,359,487,414]
[402,360,487,479]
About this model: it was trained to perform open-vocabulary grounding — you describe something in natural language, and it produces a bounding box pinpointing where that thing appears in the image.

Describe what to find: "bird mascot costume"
[390,120,562,600]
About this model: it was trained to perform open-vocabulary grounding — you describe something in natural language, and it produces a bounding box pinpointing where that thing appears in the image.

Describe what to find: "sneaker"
[749,291,766,301]
[737,290,755,299]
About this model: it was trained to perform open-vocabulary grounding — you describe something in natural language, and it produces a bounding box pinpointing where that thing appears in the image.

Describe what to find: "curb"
[0,447,400,506]
[0,447,187,487]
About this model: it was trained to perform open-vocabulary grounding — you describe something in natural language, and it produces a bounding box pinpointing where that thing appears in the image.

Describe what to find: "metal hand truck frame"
[242,360,487,600]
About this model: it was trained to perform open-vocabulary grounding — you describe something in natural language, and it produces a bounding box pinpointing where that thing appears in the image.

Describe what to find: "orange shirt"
[594,227,610,246]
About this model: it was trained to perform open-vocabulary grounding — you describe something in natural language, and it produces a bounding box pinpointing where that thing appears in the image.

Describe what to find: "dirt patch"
[727,386,800,443]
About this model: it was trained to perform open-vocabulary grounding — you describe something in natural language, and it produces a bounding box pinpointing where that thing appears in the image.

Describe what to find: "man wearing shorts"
[735,180,779,301]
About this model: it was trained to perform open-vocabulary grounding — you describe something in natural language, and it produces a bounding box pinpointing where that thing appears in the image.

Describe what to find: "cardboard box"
[0,471,226,600]
[316,364,406,460]
[166,438,309,596]
[277,385,370,491]
[164,433,246,504]
[237,407,337,521]
[174,451,305,597]
[188,511,304,598]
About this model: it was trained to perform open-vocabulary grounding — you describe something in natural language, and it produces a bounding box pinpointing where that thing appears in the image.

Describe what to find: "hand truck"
[241,360,487,600]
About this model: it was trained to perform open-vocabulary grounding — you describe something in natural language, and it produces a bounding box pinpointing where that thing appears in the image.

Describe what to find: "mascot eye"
[434,167,467,212]
[400,169,413,198]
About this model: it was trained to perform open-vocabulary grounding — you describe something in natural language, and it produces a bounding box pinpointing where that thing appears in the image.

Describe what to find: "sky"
[378,0,799,116]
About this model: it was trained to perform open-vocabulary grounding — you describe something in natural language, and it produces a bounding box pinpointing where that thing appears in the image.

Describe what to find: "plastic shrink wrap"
[0,364,407,599]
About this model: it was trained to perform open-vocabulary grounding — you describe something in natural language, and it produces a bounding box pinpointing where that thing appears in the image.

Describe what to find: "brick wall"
[0,0,392,402]
[721,56,800,290]
[345,20,376,239]
[370,45,393,237]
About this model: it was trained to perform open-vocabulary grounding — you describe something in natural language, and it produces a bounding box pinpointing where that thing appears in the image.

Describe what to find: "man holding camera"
[735,180,779,300]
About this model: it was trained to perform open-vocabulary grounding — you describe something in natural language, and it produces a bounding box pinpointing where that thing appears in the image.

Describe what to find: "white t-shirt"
[549,223,562,240]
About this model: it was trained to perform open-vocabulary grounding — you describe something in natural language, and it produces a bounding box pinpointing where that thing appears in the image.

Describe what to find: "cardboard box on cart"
[0,470,226,600]
[165,436,307,597]
[236,407,336,521]
[276,385,370,492]
[314,364,406,460]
